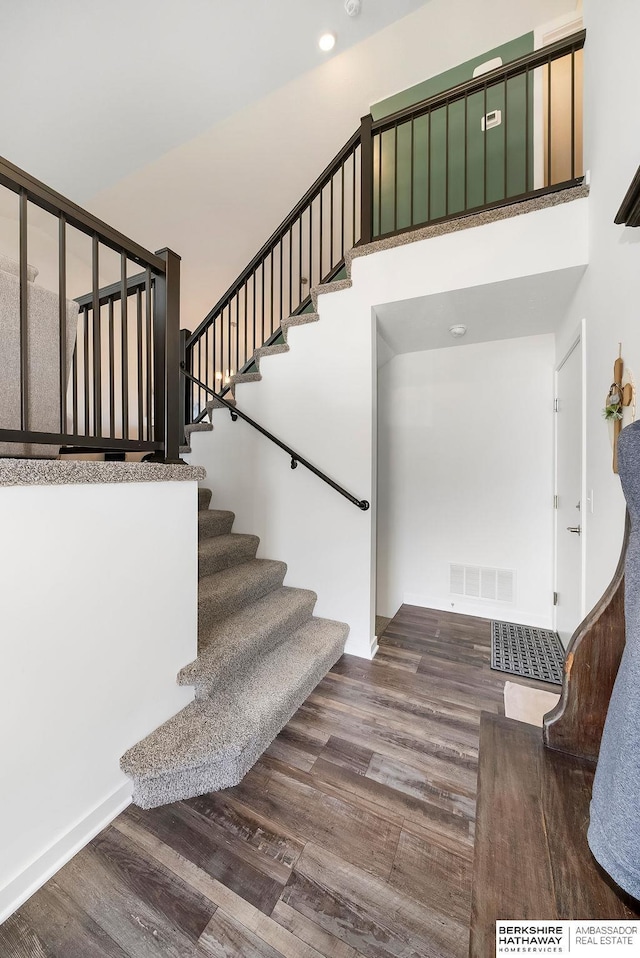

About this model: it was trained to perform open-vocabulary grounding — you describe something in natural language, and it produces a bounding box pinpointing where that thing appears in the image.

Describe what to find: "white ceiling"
[0,0,430,200]
[375,266,587,362]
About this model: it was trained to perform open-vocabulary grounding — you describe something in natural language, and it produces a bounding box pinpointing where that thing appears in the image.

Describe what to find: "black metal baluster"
[72,345,78,436]
[120,253,129,439]
[352,147,357,245]
[204,309,209,398]
[377,134,382,236]
[319,188,324,281]
[145,267,152,440]
[211,320,217,401]
[227,304,232,382]
[330,175,334,270]
[288,227,293,318]
[525,66,530,192]
[504,77,508,200]
[483,84,488,205]
[251,269,258,352]
[19,191,28,431]
[464,93,468,212]
[92,235,102,437]
[340,161,345,260]
[571,48,576,180]
[236,293,240,374]
[427,110,432,223]
[108,297,115,437]
[197,337,202,410]
[242,279,249,366]
[83,307,90,435]
[547,55,552,185]
[269,250,274,341]
[259,260,263,351]
[445,105,449,217]
[309,204,313,289]
[136,287,143,440]
[58,216,67,433]
[410,117,415,227]
[394,122,399,232]
[279,239,283,325]
[297,218,302,312]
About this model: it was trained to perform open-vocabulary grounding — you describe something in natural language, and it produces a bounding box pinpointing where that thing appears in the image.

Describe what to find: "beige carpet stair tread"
[255,343,289,361]
[198,508,235,539]
[198,487,213,510]
[198,532,259,578]
[281,312,319,334]
[179,585,318,693]
[199,558,287,627]
[120,616,348,807]
[206,395,236,414]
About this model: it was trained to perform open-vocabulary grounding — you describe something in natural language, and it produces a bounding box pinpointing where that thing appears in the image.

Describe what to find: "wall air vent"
[449,564,515,603]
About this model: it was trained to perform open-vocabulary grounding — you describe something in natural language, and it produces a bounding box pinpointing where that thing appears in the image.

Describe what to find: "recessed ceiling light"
[319,32,336,52]
[449,324,467,338]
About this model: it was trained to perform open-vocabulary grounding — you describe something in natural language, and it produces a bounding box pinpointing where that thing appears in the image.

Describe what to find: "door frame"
[553,321,587,632]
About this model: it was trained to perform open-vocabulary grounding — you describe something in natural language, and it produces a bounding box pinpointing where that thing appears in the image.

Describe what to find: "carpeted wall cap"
[0,252,39,283]
[0,458,205,487]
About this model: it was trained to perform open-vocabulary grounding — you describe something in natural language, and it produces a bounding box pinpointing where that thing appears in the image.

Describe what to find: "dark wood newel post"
[154,247,183,463]
[359,114,374,245]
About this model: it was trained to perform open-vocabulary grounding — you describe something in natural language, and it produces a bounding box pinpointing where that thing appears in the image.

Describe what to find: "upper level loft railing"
[185,29,585,422]
[0,156,183,461]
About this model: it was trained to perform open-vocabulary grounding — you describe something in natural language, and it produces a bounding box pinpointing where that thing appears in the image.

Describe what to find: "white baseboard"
[344,630,378,660]
[403,593,554,631]
[0,781,132,924]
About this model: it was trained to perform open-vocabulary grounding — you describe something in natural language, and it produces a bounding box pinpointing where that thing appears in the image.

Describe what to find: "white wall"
[188,197,587,660]
[555,0,640,616]
[85,0,577,332]
[188,302,377,661]
[0,480,198,922]
[378,335,556,626]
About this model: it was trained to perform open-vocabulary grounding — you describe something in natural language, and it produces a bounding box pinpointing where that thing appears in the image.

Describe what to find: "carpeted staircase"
[121,486,348,808]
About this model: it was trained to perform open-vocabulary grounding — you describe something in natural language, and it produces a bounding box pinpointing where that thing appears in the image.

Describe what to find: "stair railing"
[182,365,370,511]
[0,155,183,461]
[186,131,362,421]
[185,29,585,424]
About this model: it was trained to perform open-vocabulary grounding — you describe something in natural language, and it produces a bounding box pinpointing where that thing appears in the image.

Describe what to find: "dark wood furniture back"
[543,515,629,763]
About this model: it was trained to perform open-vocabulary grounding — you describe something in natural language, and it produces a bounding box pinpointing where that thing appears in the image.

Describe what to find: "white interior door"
[555,337,584,646]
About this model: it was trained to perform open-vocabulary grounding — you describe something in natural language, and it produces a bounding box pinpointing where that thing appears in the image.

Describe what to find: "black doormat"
[491,620,565,685]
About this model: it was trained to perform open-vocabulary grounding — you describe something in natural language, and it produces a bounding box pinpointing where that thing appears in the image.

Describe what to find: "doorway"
[554,331,585,646]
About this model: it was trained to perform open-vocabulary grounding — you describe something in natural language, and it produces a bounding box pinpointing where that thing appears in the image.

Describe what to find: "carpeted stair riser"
[198,487,213,511]
[198,558,287,629]
[179,585,318,696]
[198,533,260,578]
[198,508,235,539]
[123,617,348,808]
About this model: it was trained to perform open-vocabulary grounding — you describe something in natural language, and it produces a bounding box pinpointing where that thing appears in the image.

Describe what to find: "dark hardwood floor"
[1,606,555,958]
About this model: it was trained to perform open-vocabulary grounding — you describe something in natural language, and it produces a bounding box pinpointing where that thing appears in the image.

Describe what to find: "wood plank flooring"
[0,605,556,958]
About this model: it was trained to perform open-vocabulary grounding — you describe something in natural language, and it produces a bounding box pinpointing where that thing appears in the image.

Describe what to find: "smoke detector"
[345,0,362,17]
[449,324,467,338]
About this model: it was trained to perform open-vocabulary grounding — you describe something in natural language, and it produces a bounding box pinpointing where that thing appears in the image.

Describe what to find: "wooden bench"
[470,524,640,956]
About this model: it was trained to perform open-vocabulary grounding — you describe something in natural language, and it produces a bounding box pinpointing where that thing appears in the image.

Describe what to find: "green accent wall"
[371,33,535,236]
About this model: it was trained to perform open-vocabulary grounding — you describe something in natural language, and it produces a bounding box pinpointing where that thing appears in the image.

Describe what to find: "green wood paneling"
[372,34,535,236]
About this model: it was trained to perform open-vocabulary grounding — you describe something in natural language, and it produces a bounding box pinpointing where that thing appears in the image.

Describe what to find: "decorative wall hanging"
[603,344,635,473]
